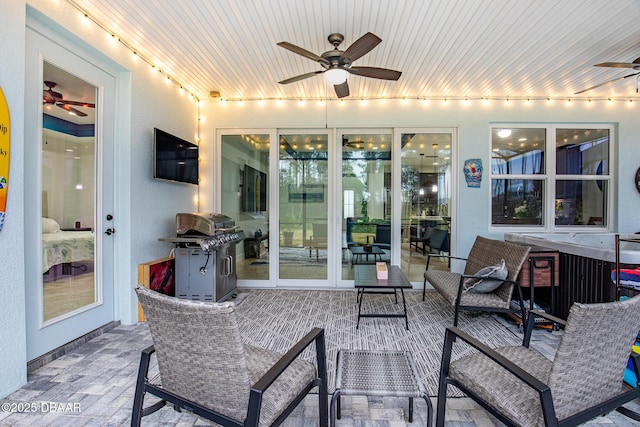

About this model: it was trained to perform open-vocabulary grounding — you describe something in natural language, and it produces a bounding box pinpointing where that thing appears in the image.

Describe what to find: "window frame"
[489,123,614,232]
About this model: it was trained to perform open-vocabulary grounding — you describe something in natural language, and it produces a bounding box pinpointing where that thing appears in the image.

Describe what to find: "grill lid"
[176,212,235,236]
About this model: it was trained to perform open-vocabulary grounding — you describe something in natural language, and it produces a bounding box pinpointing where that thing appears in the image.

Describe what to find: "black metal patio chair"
[436,295,640,426]
[132,286,328,426]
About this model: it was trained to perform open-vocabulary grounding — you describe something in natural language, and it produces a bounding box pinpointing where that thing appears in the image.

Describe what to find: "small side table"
[330,349,432,427]
[243,233,268,258]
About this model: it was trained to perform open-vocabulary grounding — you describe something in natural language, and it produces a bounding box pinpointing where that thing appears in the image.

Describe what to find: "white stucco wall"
[0,0,27,399]
[206,98,640,256]
[0,0,203,397]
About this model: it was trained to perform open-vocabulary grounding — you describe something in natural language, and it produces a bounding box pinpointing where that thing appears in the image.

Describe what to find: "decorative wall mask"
[463,159,483,188]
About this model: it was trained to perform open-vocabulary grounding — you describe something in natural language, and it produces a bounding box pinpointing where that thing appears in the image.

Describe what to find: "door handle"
[105,228,115,235]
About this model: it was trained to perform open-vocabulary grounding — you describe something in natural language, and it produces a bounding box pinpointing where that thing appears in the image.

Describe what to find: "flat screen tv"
[154,128,199,185]
[243,165,267,212]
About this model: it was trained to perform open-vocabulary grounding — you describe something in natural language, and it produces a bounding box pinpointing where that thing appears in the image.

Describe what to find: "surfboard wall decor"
[0,86,11,232]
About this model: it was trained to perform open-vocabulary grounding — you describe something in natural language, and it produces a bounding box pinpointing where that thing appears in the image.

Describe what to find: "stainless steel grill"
[162,212,245,302]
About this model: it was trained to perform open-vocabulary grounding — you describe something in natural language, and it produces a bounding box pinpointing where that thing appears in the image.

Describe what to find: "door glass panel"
[42,63,97,321]
[341,133,392,280]
[400,133,452,282]
[221,134,270,280]
[279,134,328,280]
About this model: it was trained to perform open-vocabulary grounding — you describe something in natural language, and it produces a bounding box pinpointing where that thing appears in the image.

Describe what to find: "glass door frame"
[394,127,459,285]
[336,128,394,288]
[215,128,277,289]
[277,128,334,288]
[25,24,118,361]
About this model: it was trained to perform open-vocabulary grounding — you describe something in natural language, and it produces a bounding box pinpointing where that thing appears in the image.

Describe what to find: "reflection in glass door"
[221,133,270,282]
[279,133,328,280]
[41,63,97,322]
[341,132,392,281]
[400,132,452,282]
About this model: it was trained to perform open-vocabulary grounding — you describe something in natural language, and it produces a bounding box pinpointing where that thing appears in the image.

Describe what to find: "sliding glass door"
[399,131,454,282]
[278,132,329,281]
[220,127,455,288]
[339,130,392,282]
[221,133,271,282]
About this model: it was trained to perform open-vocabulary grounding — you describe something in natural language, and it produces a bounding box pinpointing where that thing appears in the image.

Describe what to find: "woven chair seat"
[424,270,510,309]
[450,346,553,427]
[243,344,317,426]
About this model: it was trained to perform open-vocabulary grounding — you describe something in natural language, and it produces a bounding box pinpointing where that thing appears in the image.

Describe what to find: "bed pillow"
[463,259,508,293]
[42,217,61,233]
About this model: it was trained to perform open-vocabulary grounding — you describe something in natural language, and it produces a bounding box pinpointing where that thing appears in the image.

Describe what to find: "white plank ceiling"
[67,0,640,101]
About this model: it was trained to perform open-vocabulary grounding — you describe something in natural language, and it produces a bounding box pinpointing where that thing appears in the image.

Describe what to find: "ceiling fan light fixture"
[497,129,512,138]
[324,68,348,85]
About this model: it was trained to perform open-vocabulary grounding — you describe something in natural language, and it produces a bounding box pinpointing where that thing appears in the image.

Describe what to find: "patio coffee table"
[354,264,412,329]
[349,245,385,265]
[330,349,433,427]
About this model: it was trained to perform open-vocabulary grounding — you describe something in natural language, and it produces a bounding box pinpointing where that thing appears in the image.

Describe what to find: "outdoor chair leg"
[422,392,433,427]
[329,390,341,427]
[408,397,413,422]
[131,347,153,427]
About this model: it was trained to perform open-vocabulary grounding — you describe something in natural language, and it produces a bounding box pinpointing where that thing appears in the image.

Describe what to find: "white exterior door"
[25,27,116,360]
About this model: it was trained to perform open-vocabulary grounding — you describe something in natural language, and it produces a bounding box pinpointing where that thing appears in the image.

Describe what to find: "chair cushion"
[449,346,553,427]
[244,344,317,427]
[463,259,507,293]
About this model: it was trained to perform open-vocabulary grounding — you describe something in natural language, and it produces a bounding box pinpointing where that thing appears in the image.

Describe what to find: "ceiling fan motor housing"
[327,33,344,47]
[321,50,349,69]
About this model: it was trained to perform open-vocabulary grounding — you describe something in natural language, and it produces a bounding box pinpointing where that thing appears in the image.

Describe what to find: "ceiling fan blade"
[595,58,640,69]
[43,92,57,104]
[348,66,402,81]
[574,72,640,94]
[44,88,63,100]
[277,42,329,64]
[340,32,381,62]
[57,102,88,117]
[334,81,349,98]
[63,100,96,108]
[279,70,324,85]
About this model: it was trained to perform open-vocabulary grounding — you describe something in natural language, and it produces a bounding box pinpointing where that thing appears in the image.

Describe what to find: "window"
[343,190,355,218]
[490,125,612,229]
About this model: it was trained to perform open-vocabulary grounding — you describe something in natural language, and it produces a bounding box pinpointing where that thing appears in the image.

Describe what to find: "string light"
[66,0,200,103]
[64,1,640,106]
[203,95,640,105]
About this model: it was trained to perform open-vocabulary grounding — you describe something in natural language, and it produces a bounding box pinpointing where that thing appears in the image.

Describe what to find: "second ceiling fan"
[277,32,402,98]
[575,56,640,94]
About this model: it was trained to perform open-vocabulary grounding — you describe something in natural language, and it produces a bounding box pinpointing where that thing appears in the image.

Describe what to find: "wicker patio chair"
[423,236,530,327]
[436,295,640,427]
[132,286,328,427]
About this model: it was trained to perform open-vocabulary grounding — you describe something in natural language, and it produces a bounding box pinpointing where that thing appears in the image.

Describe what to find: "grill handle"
[224,255,233,277]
